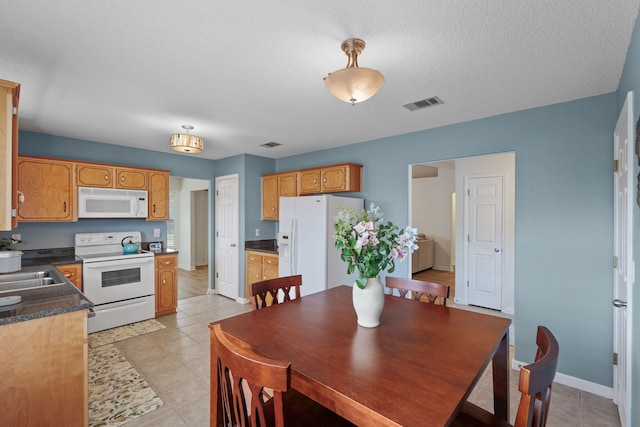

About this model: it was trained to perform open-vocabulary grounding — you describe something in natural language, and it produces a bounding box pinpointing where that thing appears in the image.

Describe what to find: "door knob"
[494,248,500,252]
[613,299,628,308]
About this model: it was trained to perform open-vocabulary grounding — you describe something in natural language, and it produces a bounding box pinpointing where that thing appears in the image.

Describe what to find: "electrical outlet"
[11,234,21,241]
[154,229,160,238]
[255,228,260,237]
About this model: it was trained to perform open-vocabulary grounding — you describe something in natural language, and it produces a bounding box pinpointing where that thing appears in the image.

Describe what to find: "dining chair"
[250,274,302,310]
[452,325,560,427]
[385,276,450,306]
[212,323,355,427]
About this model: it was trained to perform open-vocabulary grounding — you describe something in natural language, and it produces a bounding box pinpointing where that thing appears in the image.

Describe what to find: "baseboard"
[512,359,613,399]
[178,263,196,271]
[433,265,454,272]
[236,297,250,305]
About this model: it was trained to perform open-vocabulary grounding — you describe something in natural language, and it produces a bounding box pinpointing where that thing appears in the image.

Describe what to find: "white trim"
[513,359,613,399]
[236,297,250,305]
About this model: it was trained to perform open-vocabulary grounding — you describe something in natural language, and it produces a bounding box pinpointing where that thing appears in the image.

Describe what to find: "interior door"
[215,174,239,300]
[613,91,633,427]
[466,175,503,310]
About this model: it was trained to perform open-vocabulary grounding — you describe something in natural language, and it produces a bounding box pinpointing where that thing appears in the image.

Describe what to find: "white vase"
[352,277,385,328]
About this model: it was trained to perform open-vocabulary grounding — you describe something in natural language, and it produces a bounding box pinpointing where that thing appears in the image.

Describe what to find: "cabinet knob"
[63,273,73,278]
[163,278,166,285]
[272,207,275,211]
[104,173,109,182]
[323,177,327,183]
[121,176,125,183]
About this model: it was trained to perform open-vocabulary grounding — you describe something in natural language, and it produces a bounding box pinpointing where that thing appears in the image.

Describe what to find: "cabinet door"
[55,263,83,291]
[0,80,19,231]
[297,169,321,195]
[156,269,177,314]
[261,175,278,220]
[18,157,76,221]
[321,165,348,192]
[246,262,263,298]
[155,254,177,316]
[116,168,147,189]
[76,164,113,188]
[278,172,297,198]
[148,171,169,220]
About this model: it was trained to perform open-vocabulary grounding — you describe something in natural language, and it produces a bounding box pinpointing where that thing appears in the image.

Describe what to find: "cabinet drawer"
[263,254,279,268]
[246,252,263,265]
[156,255,176,269]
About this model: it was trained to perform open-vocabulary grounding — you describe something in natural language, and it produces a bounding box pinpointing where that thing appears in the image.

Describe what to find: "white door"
[215,174,239,300]
[466,175,503,310]
[613,91,633,427]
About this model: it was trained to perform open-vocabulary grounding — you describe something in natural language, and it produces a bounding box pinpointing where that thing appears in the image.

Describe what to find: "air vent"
[403,96,444,112]
[260,141,282,148]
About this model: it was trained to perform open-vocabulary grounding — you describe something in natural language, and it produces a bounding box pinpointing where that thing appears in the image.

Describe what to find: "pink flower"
[354,221,367,234]
[363,221,374,231]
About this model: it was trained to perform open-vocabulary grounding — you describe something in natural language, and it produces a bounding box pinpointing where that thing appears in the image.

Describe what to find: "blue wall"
[616,8,640,422]
[277,94,617,387]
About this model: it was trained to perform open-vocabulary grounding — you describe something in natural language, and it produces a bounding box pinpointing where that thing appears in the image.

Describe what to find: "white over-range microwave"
[77,187,148,218]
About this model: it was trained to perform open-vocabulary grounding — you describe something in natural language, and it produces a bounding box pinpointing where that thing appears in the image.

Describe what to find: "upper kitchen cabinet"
[76,163,113,187]
[261,172,297,220]
[18,156,77,222]
[0,79,20,231]
[116,168,147,189]
[148,171,169,220]
[297,163,363,195]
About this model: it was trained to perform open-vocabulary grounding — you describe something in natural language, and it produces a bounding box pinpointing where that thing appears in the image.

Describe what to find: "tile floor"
[115,293,620,426]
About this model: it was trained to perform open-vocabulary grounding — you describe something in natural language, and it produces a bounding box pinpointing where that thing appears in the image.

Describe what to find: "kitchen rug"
[88,344,163,427]
[89,319,166,348]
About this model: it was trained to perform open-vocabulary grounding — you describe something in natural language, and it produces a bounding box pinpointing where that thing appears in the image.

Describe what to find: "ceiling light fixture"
[170,125,204,154]
[324,38,384,105]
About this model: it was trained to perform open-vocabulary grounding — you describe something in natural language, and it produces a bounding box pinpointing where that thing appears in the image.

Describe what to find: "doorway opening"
[168,176,210,300]
[409,152,515,319]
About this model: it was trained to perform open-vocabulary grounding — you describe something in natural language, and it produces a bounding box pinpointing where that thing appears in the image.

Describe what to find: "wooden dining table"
[210,286,511,426]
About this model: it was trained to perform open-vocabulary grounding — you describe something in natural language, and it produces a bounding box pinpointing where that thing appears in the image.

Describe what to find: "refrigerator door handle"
[290,218,297,275]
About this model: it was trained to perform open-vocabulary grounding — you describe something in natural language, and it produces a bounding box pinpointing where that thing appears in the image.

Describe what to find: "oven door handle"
[84,257,154,269]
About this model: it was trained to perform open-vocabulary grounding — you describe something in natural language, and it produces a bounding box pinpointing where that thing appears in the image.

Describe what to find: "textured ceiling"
[1,1,639,160]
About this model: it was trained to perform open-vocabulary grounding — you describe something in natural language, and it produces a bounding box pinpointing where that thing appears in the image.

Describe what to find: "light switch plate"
[154,229,160,238]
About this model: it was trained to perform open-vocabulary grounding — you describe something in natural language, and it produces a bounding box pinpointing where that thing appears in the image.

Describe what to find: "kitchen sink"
[0,270,66,293]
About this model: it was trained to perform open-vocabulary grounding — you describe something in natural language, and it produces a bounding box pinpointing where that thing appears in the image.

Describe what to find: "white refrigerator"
[278,195,363,296]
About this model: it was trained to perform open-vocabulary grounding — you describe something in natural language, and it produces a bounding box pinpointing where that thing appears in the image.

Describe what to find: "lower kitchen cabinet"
[155,253,178,316]
[245,250,279,299]
[56,262,83,291]
[0,309,89,426]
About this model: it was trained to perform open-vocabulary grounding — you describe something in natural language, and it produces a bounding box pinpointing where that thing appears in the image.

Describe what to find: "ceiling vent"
[260,141,281,148]
[403,96,443,112]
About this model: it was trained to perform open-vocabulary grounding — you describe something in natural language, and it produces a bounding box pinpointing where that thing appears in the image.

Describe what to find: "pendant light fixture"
[170,125,204,154]
[324,38,384,105]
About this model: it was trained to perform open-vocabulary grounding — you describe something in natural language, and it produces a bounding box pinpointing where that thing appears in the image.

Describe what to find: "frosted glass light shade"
[324,67,385,104]
[170,134,204,153]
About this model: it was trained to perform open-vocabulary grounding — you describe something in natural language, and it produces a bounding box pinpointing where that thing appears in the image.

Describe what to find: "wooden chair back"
[385,276,450,306]
[212,323,356,427]
[513,326,559,427]
[453,325,559,427]
[212,323,289,427]
[251,275,302,310]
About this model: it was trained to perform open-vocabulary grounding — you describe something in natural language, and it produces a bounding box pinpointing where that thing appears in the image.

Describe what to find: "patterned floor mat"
[88,344,163,427]
[89,319,166,348]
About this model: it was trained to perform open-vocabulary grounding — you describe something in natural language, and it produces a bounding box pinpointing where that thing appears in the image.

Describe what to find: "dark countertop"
[151,248,179,256]
[0,264,94,326]
[21,247,81,267]
[245,239,278,255]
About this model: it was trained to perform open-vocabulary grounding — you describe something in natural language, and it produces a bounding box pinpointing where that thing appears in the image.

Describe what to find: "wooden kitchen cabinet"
[0,309,89,426]
[245,251,279,298]
[17,156,77,221]
[76,163,114,187]
[298,163,362,194]
[56,262,83,291]
[155,253,178,316]
[297,168,321,194]
[261,172,297,220]
[116,167,147,189]
[0,79,20,231]
[148,171,169,220]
